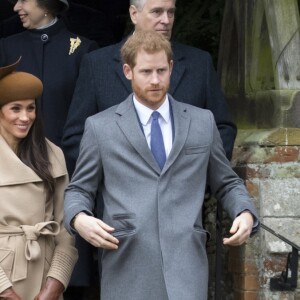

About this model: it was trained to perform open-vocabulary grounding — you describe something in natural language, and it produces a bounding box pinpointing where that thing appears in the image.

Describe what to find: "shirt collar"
[133,95,170,126]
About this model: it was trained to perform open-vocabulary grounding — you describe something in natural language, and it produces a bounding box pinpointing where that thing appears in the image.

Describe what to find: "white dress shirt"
[133,95,173,158]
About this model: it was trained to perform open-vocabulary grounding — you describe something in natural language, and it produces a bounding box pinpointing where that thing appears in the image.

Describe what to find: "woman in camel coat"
[0,59,78,299]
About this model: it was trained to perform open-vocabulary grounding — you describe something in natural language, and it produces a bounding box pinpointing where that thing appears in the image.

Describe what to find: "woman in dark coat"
[0,0,98,148]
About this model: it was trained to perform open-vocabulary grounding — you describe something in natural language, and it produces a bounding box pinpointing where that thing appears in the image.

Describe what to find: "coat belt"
[0,221,60,282]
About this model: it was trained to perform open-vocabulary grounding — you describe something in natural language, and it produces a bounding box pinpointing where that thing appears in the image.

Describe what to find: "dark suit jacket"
[63,40,237,175]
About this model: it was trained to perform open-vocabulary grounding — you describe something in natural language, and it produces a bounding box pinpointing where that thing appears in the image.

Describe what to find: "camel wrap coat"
[0,135,78,299]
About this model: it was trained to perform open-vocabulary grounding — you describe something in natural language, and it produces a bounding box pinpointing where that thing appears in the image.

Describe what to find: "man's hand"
[223,211,254,246]
[0,287,21,300]
[74,213,119,249]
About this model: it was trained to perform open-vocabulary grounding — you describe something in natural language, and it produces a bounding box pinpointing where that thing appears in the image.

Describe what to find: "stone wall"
[228,128,300,299]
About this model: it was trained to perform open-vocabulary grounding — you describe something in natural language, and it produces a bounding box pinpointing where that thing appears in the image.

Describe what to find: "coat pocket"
[185,145,209,155]
[0,248,14,278]
[111,213,136,237]
[192,226,211,241]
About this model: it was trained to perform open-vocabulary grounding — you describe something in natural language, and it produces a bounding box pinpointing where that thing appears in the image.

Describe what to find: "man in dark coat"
[63,0,237,177]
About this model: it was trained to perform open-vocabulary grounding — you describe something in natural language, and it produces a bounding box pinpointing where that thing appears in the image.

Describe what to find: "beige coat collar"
[0,135,67,186]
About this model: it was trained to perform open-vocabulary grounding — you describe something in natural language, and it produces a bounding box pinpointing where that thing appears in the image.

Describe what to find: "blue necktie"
[151,111,166,170]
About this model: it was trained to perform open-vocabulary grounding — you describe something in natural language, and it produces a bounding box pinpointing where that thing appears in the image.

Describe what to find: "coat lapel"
[46,140,68,178]
[0,135,42,185]
[169,42,186,95]
[0,136,67,186]
[115,95,190,175]
[113,41,132,94]
[115,96,161,173]
[162,97,190,174]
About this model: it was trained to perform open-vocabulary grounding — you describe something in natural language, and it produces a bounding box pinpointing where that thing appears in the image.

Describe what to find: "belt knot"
[20,221,60,261]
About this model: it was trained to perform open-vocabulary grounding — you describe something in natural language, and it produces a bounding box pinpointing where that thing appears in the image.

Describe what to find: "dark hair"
[17,101,55,201]
[36,0,66,16]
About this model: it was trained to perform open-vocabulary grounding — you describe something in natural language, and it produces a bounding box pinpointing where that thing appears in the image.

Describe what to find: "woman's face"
[0,99,36,149]
[13,0,52,29]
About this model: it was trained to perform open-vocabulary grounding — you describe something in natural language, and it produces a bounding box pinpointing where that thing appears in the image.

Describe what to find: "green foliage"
[172,0,225,66]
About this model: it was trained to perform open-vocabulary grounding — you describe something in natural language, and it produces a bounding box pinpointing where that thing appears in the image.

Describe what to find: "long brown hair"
[17,101,55,201]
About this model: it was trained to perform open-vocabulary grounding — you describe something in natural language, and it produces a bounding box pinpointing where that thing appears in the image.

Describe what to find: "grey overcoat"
[64,95,258,300]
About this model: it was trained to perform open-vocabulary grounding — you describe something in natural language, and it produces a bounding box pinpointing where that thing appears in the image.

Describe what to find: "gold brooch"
[69,37,81,55]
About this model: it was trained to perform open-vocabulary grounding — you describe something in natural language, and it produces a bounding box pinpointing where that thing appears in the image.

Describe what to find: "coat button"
[41,34,48,42]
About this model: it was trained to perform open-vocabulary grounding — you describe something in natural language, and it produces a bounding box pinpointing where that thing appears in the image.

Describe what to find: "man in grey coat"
[62,0,237,177]
[64,30,259,300]
[63,1,237,293]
